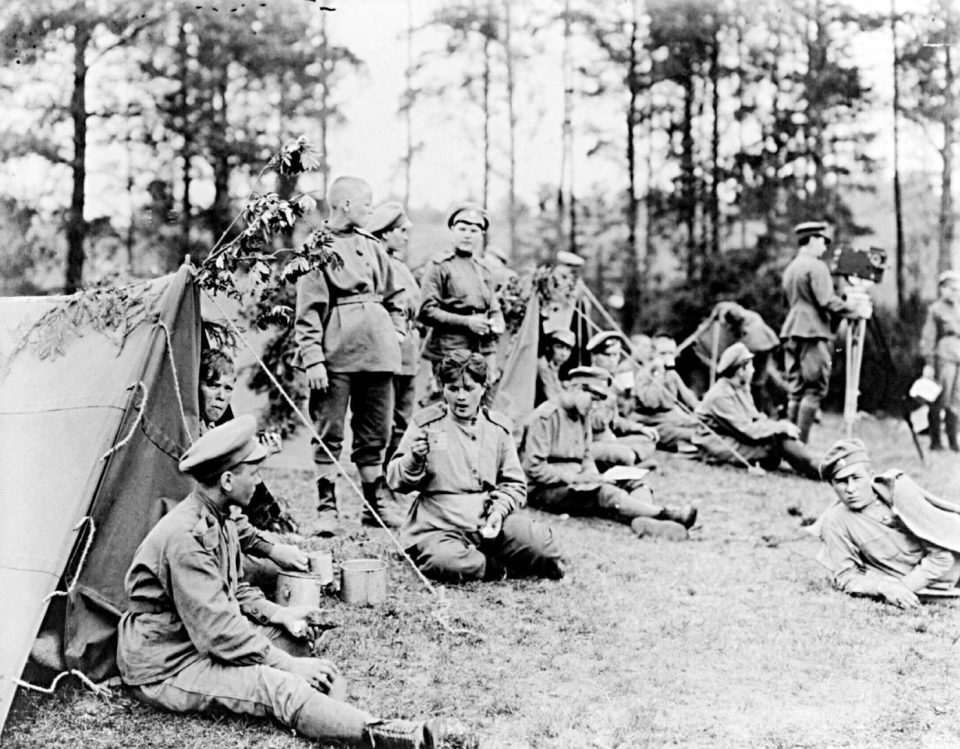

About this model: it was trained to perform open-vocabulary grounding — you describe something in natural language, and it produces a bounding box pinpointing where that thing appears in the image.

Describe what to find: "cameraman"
[780,221,857,444]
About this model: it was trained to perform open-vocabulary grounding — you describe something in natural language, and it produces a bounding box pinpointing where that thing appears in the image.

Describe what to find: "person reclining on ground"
[631,333,701,453]
[199,348,298,534]
[586,331,659,467]
[387,349,564,582]
[522,366,697,540]
[693,342,819,480]
[117,415,474,749]
[813,438,960,609]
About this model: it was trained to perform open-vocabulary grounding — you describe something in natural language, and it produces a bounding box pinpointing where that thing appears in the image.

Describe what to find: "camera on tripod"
[825,244,887,284]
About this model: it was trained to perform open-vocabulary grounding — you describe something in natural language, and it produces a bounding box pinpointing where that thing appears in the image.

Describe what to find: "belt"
[334,293,383,306]
[546,457,581,464]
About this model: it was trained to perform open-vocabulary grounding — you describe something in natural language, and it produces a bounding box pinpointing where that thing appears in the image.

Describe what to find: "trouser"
[386,374,417,465]
[783,337,831,414]
[930,358,960,446]
[528,482,660,525]
[694,432,819,480]
[639,410,699,451]
[129,625,371,744]
[407,513,562,583]
[309,371,394,480]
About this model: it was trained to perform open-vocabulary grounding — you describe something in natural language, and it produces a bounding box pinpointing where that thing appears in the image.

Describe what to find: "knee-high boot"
[945,410,959,452]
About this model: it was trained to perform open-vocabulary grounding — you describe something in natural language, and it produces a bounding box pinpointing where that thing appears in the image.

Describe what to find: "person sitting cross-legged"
[814,438,960,609]
[522,366,697,540]
[693,342,820,480]
[117,415,475,749]
[387,350,564,583]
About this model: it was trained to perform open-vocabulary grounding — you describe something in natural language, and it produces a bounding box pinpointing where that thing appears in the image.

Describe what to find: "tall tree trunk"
[709,29,721,256]
[209,60,232,242]
[681,76,696,280]
[178,15,192,265]
[503,0,517,257]
[481,0,492,213]
[890,0,905,312]
[404,0,414,206]
[65,20,90,293]
[316,12,331,208]
[939,7,955,274]
[622,0,642,333]
[558,0,573,260]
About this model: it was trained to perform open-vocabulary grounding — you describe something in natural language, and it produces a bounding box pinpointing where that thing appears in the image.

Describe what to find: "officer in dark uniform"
[780,221,854,443]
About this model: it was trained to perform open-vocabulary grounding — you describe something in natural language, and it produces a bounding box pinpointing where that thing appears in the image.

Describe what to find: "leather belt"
[335,293,383,306]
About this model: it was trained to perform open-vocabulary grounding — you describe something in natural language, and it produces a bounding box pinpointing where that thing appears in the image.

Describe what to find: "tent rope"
[200,292,467,627]
[100,382,148,462]
[574,283,756,470]
[42,517,96,604]
[157,320,194,445]
[14,670,106,696]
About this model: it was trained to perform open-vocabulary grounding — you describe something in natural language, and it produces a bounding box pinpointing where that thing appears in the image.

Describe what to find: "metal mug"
[307,550,334,585]
[339,558,387,605]
[276,571,324,608]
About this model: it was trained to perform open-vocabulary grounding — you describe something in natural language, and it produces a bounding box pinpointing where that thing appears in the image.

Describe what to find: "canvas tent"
[0,266,200,733]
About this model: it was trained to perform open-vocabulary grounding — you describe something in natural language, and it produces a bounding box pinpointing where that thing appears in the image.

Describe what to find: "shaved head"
[328,176,372,209]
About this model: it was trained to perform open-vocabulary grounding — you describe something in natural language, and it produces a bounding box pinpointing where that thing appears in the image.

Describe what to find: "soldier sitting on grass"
[522,366,697,540]
[118,415,475,749]
[387,349,564,583]
[814,438,960,609]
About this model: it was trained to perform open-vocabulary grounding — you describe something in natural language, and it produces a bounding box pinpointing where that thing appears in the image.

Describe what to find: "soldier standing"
[780,221,854,443]
[294,176,405,536]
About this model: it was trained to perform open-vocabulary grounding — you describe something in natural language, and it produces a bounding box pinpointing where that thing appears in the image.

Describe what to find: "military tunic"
[633,369,700,450]
[522,397,658,523]
[418,249,505,360]
[536,356,564,404]
[780,252,850,407]
[818,471,960,597]
[386,251,421,462]
[294,224,405,474]
[694,378,818,478]
[386,404,560,582]
[921,297,960,412]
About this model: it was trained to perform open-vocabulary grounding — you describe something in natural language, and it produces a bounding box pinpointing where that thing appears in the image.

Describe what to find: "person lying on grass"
[118,415,474,749]
[522,365,697,540]
[814,438,960,609]
[387,349,565,582]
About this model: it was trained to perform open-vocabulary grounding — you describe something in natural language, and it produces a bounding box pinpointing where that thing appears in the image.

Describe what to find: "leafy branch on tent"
[498,266,578,336]
[196,137,341,332]
[1,283,162,377]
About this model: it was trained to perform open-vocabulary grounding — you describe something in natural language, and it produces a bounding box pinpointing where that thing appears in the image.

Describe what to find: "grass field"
[5,413,960,749]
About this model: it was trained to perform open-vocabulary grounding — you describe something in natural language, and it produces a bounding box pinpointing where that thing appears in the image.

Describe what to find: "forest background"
[1,0,958,412]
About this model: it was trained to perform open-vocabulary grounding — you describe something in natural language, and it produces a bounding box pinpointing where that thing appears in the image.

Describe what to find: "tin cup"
[307,550,334,585]
[339,558,387,605]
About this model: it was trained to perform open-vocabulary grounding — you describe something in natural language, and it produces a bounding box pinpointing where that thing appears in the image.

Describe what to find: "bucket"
[307,550,334,585]
[276,571,324,608]
[340,558,387,605]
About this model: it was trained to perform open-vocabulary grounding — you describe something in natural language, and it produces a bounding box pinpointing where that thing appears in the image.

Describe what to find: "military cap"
[447,202,489,230]
[546,328,576,348]
[819,438,871,481]
[586,330,630,355]
[938,270,960,286]
[565,365,612,397]
[794,220,831,244]
[366,201,411,236]
[717,342,754,377]
[556,250,585,268]
[179,414,269,481]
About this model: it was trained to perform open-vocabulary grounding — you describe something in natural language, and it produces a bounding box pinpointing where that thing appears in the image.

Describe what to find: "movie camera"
[825,244,887,284]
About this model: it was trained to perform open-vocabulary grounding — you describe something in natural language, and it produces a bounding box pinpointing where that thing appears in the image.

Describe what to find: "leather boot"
[786,399,799,425]
[929,407,943,450]
[364,717,477,749]
[796,402,818,444]
[656,504,698,529]
[311,478,339,537]
[946,410,959,452]
[631,517,688,541]
[361,476,408,529]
